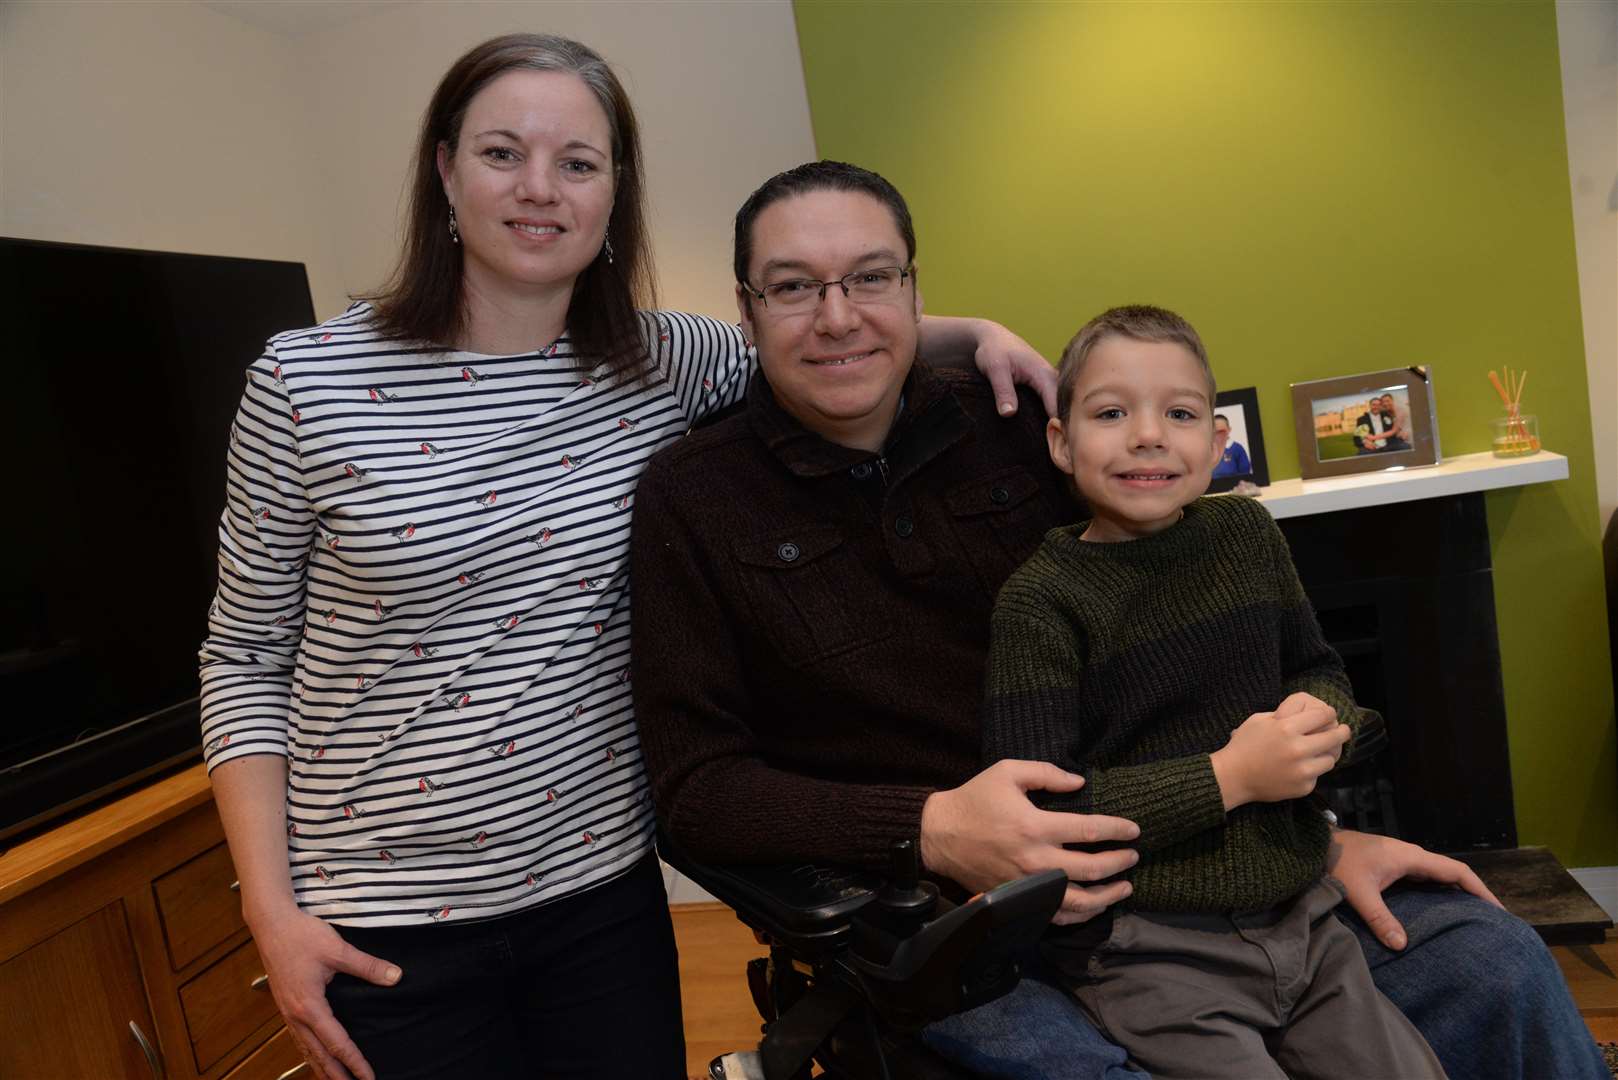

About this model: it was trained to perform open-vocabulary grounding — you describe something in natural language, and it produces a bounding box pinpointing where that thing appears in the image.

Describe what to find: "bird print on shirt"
[205,309,749,926]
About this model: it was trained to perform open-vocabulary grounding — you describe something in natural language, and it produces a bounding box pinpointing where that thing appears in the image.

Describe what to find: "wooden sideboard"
[0,763,304,1079]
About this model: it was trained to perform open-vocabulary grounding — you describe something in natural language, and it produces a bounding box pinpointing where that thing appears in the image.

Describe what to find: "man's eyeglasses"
[740,265,912,311]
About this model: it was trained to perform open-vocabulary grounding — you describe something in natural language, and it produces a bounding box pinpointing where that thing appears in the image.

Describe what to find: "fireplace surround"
[1256,449,1610,943]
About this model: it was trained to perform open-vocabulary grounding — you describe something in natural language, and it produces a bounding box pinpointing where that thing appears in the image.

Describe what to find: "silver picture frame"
[1290,367,1440,480]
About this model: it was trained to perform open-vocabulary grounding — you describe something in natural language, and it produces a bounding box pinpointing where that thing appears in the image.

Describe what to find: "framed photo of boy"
[1208,387,1270,493]
[1290,367,1441,480]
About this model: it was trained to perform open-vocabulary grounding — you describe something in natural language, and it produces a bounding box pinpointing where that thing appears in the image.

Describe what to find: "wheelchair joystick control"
[877,840,935,921]
[851,840,939,971]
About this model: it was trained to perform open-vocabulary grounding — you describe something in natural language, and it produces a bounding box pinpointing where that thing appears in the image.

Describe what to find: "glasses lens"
[845,267,902,301]
[763,280,820,308]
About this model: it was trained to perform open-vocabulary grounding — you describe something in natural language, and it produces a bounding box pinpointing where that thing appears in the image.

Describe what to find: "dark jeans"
[326,852,684,1079]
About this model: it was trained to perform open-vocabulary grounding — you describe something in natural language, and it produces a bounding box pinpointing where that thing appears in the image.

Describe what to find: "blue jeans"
[921,960,1148,1080]
[1340,885,1607,1080]
[922,886,1604,1080]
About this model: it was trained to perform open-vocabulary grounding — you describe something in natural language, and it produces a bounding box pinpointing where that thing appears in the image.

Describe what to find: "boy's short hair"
[1056,305,1215,420]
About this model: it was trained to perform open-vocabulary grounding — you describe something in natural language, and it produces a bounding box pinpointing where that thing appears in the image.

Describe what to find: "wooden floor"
[1557,936,1618,1043]
[674,903,770,1074]
[673,903,1618,1076]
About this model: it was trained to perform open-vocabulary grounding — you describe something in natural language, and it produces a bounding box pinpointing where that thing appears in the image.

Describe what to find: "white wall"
[289,0,816,321]
[1557,0,1618,532]
[1,0,817,321]
[0,1,346,315]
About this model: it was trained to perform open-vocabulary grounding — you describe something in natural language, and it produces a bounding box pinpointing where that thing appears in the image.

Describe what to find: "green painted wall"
[795,0,1616,865]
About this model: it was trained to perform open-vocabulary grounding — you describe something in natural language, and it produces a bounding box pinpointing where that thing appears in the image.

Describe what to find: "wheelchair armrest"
[657,828,880,955]
[853,867,1067,1029]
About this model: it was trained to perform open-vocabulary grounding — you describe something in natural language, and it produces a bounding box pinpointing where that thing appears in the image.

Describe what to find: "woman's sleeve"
[642,310,754,425]
[197,343,313,772]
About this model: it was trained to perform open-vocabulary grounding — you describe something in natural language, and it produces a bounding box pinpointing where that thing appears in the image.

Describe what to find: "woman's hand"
[969,320,1057,417]
[916,315,1057,416]
[248,903,400,1080]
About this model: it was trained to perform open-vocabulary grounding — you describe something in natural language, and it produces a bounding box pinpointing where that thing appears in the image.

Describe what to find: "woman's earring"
[603,236,614,264]
[448,206,461,245]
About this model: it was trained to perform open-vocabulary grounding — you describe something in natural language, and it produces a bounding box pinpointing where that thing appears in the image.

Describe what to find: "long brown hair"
[365,34,657,381]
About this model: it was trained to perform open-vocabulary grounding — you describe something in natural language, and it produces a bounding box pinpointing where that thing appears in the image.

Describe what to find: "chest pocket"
[943,466,1054,597]
[732,523,895,667]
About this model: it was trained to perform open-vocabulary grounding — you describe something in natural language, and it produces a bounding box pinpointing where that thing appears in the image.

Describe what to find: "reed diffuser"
[1488,367,1540,457]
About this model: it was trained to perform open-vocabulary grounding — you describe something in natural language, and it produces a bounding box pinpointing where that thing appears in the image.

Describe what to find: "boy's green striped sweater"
[983,495,1364,913]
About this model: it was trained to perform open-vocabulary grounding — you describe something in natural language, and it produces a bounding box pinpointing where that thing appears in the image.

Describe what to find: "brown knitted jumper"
[631,364,1072,869]
[983,494,1364,913]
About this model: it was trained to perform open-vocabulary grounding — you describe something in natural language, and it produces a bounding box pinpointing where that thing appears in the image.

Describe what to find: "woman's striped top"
[198,302,751,926]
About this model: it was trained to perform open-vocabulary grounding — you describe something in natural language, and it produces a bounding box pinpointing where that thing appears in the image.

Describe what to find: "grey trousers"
[1069,878,1447,1080]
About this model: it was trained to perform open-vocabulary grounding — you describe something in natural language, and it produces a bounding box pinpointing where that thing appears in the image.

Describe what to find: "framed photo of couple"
[1290,367,1441,481]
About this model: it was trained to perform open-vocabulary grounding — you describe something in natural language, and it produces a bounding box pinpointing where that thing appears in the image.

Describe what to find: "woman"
[199,33,1051,1080]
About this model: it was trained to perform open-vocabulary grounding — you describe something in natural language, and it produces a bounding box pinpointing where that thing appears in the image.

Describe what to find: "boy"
[982,305,1446,1079]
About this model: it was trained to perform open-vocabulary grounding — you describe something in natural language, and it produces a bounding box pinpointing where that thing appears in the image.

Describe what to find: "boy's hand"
[1276,691,1334,719]
[1210,700,1349,810]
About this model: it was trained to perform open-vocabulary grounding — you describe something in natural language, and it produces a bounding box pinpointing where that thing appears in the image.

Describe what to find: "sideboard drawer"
[225,1024,306,1080]
[154,841,243,970]
[179,937,278,1072]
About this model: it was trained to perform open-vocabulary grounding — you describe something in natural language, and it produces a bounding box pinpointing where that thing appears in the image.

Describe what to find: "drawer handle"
[274,1064,310,1080]
[128,1020,165,1079]
[229,879,241,892]
[250,974,270,991]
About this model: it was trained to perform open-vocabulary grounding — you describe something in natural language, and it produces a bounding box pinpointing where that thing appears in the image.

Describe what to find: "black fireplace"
[1280,491,1515,853]
[1278,488,1609,944]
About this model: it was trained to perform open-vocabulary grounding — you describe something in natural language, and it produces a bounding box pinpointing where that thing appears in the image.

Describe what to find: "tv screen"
[0,238,316,839]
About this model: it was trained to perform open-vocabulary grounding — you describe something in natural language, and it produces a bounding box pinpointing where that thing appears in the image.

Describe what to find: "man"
[1354,397,1395,453]
[631,161,1603,1079]
[1211,412,1252,478]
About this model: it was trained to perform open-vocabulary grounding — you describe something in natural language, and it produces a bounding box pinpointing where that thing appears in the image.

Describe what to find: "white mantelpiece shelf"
[1251,450,1568,520]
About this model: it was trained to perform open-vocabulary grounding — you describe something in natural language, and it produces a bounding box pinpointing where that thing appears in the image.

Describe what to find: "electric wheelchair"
[658,830,1067,1080]
[661,711,1392,1079]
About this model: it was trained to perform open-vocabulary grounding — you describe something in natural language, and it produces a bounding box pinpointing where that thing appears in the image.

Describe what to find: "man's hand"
[970,321,1057,417]
[248,904,400,1080]
[919,760,1139,925]
[1210,699,1348,810]
[1327,829,1503,951]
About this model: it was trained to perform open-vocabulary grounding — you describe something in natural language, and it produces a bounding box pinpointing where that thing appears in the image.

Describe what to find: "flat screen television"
[0,238,317,843]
